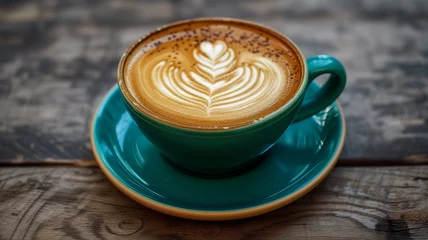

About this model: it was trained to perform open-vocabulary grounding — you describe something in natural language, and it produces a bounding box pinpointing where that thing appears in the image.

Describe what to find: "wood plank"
[0,166,427,239]
[1,0,428,163]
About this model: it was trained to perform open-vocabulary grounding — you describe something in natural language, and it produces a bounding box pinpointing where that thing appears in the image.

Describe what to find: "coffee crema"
[122,19,304,130]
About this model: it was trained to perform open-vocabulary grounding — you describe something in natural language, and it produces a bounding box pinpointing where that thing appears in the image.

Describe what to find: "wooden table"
[1,0,427,239]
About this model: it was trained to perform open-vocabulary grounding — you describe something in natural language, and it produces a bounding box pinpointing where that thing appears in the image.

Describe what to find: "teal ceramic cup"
[118,18,346,177]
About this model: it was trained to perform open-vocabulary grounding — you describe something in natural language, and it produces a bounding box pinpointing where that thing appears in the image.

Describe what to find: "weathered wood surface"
[1,0,428,163]
[0,166,427,239]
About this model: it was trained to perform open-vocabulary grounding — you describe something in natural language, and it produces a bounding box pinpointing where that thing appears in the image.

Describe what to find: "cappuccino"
[122,19,304,129]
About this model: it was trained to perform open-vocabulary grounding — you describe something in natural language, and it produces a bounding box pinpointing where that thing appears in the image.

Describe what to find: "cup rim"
[117,17,308,133]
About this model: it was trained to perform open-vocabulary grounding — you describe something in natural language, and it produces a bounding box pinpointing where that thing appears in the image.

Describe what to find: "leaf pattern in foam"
[151,40,284,116]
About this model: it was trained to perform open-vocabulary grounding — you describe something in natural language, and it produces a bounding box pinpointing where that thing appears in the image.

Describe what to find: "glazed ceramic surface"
[91,83,345,220]
[117,18,346,176]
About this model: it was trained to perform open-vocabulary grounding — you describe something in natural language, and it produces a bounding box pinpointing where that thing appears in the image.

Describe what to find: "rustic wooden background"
[1,166,427,239]
[1,0,428,164]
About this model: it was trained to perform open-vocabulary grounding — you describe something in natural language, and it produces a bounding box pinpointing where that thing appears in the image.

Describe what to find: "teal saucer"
[91,84,345,221]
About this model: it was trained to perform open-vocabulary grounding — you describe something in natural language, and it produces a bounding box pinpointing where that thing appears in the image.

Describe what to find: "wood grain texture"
[0,166,427,239]
[1,0,428,163]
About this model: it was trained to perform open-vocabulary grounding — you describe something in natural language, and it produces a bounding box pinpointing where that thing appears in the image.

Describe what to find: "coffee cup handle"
[294,55,346,121]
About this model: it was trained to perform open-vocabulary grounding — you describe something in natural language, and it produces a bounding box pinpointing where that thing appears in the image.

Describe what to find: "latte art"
[123,20,303,129]
[147,40,285,116]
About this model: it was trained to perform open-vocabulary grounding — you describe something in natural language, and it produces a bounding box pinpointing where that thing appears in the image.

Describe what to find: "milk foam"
[124,21,303,129]
[143,40,285,117]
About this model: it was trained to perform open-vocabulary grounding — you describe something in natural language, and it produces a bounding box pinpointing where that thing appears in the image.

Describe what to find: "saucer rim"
[91,85,346,221]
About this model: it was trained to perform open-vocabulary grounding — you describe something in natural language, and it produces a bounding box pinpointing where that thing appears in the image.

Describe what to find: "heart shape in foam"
[200,41,228,60]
